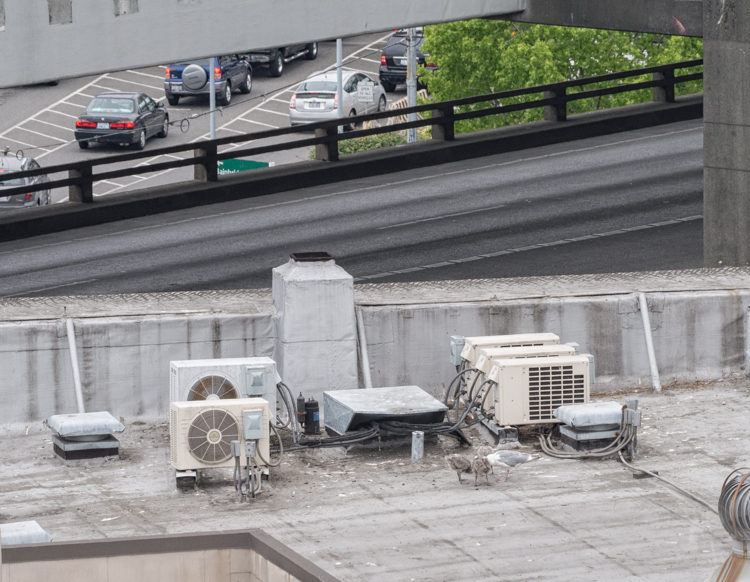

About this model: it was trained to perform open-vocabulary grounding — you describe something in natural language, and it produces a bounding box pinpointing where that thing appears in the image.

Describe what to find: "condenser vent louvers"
[474,344,577,375]
[527,364,586,421]
[460,333,560,366]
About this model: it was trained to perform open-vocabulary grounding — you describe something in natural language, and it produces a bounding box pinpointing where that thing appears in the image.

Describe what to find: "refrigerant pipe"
[356,307,374,389]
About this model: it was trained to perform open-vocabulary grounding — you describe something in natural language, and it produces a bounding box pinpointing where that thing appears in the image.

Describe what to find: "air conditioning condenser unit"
[460,333,560,367]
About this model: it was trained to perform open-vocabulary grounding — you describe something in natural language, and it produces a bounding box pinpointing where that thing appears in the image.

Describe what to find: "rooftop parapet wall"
[1,269,749,424]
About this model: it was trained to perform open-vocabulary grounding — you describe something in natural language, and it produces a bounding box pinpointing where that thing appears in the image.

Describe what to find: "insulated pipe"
[638,292,662,393]
[65,317,85,413]
[356,307,373,389]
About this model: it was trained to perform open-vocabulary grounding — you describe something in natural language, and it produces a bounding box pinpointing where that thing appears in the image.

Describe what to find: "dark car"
[74,92,169,150]
[379,29,436,92]
[164,55,252,106]
[0,156,51,208]
[244,42,318,77]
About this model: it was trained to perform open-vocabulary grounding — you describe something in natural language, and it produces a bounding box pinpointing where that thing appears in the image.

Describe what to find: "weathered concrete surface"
[1,267,750,424]
[0,0,524,88]
[1,381,747,581]
[503,0,703,36]
[703,0,750,267]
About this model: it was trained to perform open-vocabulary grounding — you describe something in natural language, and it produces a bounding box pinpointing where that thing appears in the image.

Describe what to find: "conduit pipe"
[638,292,662,393]
[356,307,373,389]
[65,315,85,413]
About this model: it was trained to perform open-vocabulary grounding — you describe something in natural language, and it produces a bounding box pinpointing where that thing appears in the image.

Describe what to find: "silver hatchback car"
[0,156,51,209]
[289,70,387,127]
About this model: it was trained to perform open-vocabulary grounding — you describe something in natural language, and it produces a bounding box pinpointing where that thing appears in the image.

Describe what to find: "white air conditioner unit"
[474,344,577,375]
[460,333,560,367]
[485,355,590,425]
[169,357,280,415]
[170,398,270,471]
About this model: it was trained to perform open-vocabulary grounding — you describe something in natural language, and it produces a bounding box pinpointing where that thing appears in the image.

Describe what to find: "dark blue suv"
[164,55,252,106]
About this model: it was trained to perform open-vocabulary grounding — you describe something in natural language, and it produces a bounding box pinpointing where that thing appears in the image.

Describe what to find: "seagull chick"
[476,445,495,473]
[472,455,492,486]
[486,451,539,483]
[446,454,472,484]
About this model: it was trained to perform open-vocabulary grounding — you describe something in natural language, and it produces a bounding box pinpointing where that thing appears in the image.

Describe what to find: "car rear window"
[0,171,26,186]
[87,98,135,114]
[298,81,337,93]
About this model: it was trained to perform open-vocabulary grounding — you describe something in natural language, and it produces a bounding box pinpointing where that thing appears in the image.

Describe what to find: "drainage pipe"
[356,307,373,389]
[65,317,85,413]
[638,292,662,393]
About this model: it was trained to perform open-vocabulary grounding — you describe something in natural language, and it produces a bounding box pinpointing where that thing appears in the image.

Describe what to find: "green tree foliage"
[420,21,703,133]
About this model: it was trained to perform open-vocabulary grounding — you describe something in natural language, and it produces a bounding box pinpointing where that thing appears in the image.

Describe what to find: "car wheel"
[78,140,89,149]
[239,72,252,94]
[167,95,179,106]
[133,130,146,150]
[305,42,318,60]
[380,79,396,93]
[218,82,232,106]
[377,95,387,112]
[158,117,169,138]
[269,52,283,77]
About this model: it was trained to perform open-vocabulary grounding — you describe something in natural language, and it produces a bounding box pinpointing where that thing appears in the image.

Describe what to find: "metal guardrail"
[0,59,702,204]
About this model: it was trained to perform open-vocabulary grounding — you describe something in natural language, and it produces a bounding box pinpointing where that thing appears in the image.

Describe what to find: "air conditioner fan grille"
[188,374,239,401]
[187,408,239,464]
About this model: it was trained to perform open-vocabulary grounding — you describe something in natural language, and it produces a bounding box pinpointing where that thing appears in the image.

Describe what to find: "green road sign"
[217,159,271,175]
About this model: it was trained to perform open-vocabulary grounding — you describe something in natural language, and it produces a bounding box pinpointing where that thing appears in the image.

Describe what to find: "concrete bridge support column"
[704,0,750,266]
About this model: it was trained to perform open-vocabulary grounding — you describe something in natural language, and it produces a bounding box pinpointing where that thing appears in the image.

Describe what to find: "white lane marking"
[0,278,99,298]
[47,110,79,119]
[1,136,49,150]
[356,216,705,280]
[60,101,86,109]
[359,57,382,64]
[236,117,278,128]
[104,74,162,91]
[91,84,122,92]
[32,119,75,132]
[378,204,507,229]
[78,92,95,98]
[126,69,166,80]
[219,127,246,135]
[16,126,63,141]
[254,107,289,117]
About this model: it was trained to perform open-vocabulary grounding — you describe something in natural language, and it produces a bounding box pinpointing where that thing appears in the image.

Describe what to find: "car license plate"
[0,196,8,202]
[308,102,321,109]
[397,58,407,66]
[97,122,109,129]
[172,83,182,92]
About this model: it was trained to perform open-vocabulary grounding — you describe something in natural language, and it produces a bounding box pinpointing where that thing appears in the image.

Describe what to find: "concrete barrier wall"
[2,281,749,424]
[361,290,750,396]
[0,313,274,424]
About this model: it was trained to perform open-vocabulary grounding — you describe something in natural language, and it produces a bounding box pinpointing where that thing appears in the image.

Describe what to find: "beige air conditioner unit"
[474,344,577,375]
[170,398,270,471]
[460,333,560,367]
[485,355,590,425]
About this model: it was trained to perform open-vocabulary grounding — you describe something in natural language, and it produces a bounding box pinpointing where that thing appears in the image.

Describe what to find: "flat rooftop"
[1,379,748,581]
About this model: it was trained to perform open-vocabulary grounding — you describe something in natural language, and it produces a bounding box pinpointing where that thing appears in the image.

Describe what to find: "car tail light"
[381,55,387,66]
[215,67,221,80]
[24,193,32,200]
[426,59,437,68]
[165,66,171,78]
[290,94,296,109]
[334,94,338,110]
[110,120,135,129]
[75,119,97,128]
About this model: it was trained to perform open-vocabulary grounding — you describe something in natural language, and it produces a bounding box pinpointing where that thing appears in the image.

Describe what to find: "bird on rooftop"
[486,451,538,483]
[446,454,472,483]
[472,455,492,486]
[476,445,495,472]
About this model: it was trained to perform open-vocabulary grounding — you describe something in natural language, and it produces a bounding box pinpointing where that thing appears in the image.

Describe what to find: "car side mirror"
[157,102,165,108]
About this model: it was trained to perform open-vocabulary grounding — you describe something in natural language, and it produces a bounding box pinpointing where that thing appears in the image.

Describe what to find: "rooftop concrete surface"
[1,379,748,581]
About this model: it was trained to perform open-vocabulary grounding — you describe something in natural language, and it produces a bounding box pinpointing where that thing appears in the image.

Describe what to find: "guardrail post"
[68,164,93,203]
[431,106,454,141]
[543,86,567,122]
[314,127,339,161]
[194,143,218,181]
[652,70,675,103]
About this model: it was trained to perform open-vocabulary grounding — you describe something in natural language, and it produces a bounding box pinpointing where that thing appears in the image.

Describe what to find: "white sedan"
[289,70,388,128]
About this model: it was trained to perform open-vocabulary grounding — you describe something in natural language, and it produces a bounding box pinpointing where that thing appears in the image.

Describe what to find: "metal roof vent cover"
[706,469,750,581]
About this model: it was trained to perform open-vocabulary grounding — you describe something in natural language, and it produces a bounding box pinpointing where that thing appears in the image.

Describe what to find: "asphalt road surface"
[0,118,704,298]
[0,33,394,203]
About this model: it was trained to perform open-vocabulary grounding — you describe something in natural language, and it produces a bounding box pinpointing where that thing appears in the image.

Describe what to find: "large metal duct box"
[324,386,448,436]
